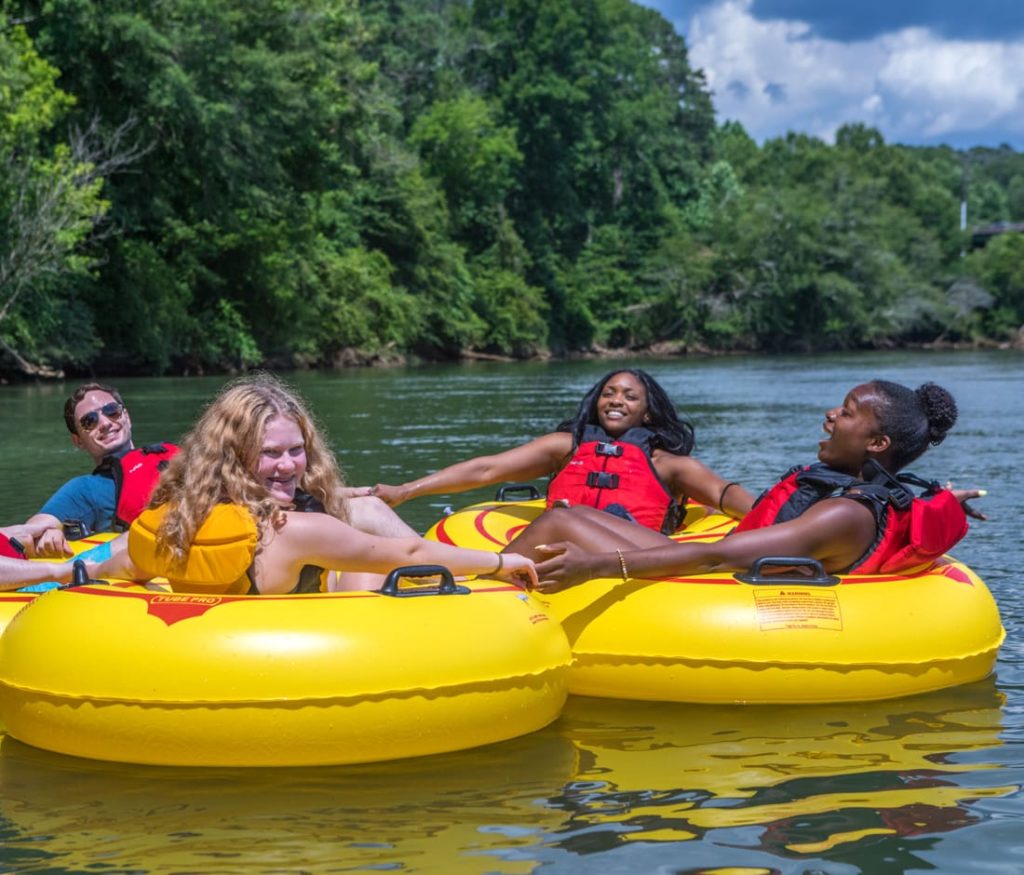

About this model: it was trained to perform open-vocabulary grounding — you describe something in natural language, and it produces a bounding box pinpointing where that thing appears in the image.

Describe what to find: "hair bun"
[915,382,957,445]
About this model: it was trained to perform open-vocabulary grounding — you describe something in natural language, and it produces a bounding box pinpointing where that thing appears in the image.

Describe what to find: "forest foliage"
[1,0,1023,378]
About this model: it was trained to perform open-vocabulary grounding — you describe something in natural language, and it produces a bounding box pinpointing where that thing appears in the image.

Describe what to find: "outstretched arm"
[256,512,538,594]
[659,455,755,518]
[0,556,77,591]
[371,433,572,507]
[530,499,877,592]
[85,534,139,582]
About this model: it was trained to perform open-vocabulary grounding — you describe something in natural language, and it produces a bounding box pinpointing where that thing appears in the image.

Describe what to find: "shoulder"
[51,473,115,498]
[39,473,115,523]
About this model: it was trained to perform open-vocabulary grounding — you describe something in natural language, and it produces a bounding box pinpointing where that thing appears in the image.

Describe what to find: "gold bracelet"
[493,553,504,575]
[615,549,629,582]
[718,481,739,513]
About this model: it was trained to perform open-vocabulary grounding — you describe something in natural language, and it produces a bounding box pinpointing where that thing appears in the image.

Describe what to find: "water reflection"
[547,679,1016,867]
[1,681,1011,873]
[0,730,577,873]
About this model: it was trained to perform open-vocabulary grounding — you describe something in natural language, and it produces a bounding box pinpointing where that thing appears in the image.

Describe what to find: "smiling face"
[595,372,649,437]
[71,390,134,462]
[257,415,307,506]
[818,384,891,475]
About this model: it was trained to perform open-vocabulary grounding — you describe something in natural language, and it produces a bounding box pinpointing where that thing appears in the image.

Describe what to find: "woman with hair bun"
[508,380,985,592]
[372,369,754,534]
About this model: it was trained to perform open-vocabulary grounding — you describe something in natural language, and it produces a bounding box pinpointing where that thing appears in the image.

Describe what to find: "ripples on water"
[1,350,1022,873]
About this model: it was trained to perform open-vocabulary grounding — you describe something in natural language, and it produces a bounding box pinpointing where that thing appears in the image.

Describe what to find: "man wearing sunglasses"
[19,383,178,557]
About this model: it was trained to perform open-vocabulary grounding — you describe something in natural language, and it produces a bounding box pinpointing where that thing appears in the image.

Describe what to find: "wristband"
[718,481,739,513]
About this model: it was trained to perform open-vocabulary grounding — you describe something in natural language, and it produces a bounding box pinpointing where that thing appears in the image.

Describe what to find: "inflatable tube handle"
[735,556,840,586]
[495,483,541,502]
[60,559,106,589]
[380,565,471,597]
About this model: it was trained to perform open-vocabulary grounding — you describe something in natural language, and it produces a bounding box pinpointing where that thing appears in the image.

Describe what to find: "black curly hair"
[870,380,958,470]
[557,369,696,456]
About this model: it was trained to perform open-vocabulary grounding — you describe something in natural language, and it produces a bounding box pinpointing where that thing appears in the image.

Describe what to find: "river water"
[0,350,1021,873]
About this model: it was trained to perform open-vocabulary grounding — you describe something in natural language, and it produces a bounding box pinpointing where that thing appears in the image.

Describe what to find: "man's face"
[71,390,133,461]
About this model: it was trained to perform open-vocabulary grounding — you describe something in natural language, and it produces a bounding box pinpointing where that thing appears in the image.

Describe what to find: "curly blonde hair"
[150,373,348,567]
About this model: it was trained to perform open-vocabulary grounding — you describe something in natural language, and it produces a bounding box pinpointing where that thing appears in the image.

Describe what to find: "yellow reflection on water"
[1,678,1016,871]
[549,677,1017,853]
[0,728,577,873]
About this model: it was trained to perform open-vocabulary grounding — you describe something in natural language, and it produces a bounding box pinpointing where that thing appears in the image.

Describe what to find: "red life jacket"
[734,461,968,573]
[547,426,683,534]
[96,443,180,531]
[0,534,27,560]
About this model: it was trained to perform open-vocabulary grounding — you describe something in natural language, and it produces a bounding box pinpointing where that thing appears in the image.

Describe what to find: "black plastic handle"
[379,565,470,597]
[734,556,840,586]
[60,559,103,590]
[495,483,541,502]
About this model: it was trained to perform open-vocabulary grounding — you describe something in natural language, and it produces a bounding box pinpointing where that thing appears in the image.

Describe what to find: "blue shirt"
[39,472,117,534]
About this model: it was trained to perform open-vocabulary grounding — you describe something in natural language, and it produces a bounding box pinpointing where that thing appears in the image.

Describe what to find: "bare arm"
[86,533,137,581]
[657,455,755,518]
[533,499,877,592]
[0,556,77,591]
[254,512,538,593]
[372,432,573,506]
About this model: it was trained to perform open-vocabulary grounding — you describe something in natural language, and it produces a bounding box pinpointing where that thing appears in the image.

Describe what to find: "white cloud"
[683,0,1024,147]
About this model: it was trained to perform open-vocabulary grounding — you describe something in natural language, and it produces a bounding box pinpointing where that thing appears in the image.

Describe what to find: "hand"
[339,486,379,499]
[534,542,600,594]
[948,485,988,521]
[370,484,405,507]
[31,527,73,559]
[494,552,538,590]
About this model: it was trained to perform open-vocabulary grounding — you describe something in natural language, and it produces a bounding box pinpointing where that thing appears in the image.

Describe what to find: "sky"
[638,0,1024,150]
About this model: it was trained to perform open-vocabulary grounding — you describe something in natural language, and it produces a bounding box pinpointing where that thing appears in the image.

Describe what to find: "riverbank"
[4,329,1021,384]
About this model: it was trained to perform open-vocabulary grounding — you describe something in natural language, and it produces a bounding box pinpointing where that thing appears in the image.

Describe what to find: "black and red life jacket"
[95,443,179,531]
[734,461,968,573]
[0,534,27,561]
[546,425,684,534]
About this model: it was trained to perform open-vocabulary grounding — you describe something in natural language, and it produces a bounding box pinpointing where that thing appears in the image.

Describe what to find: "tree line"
[2,0,1022,379]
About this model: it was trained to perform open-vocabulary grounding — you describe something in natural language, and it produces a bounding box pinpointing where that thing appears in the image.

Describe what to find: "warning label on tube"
[754,588,843,631]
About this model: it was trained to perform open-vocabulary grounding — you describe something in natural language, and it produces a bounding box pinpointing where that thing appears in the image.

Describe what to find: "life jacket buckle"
[586,471,620,489]
[595,442,624,457]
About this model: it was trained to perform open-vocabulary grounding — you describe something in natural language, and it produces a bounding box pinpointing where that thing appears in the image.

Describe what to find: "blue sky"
[639,0,1024,149]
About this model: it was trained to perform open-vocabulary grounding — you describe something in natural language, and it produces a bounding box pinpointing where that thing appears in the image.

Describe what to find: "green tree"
[0,23,124,377]
[16,0,384,372]
[409,91,521,249]
[469,0,715,347]
[963,232,1024,337]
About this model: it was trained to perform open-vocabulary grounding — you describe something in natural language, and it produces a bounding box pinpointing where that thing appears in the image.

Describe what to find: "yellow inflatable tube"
[0,570,571,767]
[0,533,123,635]
[425,498,1005,704]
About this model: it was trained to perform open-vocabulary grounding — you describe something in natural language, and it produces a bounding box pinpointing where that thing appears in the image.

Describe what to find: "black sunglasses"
[78,401,125,433]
